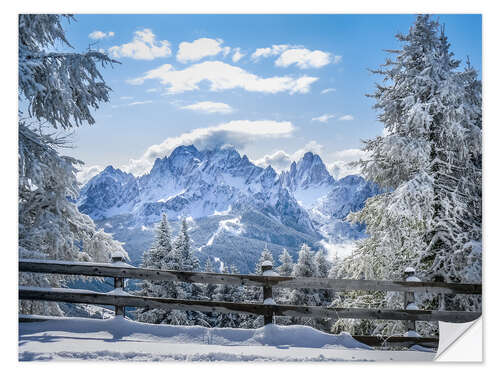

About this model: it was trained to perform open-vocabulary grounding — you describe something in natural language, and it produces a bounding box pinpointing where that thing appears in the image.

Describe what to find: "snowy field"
[19,316,435,362]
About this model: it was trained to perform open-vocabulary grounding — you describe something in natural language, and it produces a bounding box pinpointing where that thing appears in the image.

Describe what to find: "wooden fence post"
[261,261,277,325]
[403,266,420,335]
[111,252,126,317]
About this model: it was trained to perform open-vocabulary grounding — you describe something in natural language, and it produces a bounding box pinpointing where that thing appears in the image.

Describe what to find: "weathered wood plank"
[19,287,481,323]
[18,316,49,323]
[19,260,482,295]
[351,335,438,348]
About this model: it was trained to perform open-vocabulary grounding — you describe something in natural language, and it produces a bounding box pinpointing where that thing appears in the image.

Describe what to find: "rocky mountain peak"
[282,152,334,191]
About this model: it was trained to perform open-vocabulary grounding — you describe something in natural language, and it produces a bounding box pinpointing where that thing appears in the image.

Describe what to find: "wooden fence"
[19,256,482,348]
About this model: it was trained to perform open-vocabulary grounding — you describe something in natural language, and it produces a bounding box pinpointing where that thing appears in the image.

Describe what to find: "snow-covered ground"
[19,316,435,362]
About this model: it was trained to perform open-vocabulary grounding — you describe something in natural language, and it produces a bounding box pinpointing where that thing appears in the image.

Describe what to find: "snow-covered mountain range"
[78,145,379,273]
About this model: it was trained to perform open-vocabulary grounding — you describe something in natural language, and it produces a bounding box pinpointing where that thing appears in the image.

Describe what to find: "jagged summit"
[282,152,334,192]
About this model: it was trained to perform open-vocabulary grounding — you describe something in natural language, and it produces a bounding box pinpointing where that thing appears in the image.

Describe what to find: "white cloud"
[112,100,153,109]
[253,141,324,171]
[321,88,336,94]
[254,150,293,171]
[119,96,133,100]
[312,114,335,123]
[339,114,354,121]
[251,44,291,60]
[181,101,234,114]
[177,38,227,63]
[108,29,171,60]
[222,46,231,57]
[128,61,318,95]
[275,48,333,69]
[319,240,356,259]
[251,45,340,69]
[121,120,295,176]
[77,165,104,184]
[327,148,367,179]
[254,145,367,179]
[146,88,159,93]
[232,48,245,62]
[89,31,114,40]
[128,100,153,106]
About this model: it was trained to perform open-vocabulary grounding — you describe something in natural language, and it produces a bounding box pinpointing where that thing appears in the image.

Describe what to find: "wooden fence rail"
[19,286,482,323]
[19,259,482,294]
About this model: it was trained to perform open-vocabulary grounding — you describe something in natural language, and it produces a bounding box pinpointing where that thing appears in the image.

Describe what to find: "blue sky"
[60,14,482,183]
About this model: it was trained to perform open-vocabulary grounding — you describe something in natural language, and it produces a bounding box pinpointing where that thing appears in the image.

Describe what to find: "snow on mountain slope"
[78,145,379,272]
[19,316,436,361]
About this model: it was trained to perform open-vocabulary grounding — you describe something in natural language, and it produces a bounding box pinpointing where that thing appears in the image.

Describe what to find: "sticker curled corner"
[435,316,482,362]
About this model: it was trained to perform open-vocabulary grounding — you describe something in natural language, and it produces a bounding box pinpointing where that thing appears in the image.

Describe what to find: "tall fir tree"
[172,218,208,326]
[289,244,320,327]
[275,248,294,325]
[203,257,217,300]
[136,213,178,324]
[277,248,294,277]
[174,218,200,272]
[337,15,481,336]
[18,15,125,315]
[254,245,275,275]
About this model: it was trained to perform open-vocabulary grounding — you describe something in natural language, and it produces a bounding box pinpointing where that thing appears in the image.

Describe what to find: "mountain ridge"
[78,145,379,272]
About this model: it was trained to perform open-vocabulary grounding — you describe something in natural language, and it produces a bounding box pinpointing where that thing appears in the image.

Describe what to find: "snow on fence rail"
[19,256,481,348]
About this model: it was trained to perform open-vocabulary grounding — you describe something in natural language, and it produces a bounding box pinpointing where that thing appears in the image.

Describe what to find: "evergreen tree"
[274,248,294,325]
[142,214,175,269]
[18,15,125,315]
[314,249,331,278]
[214,265,245,328]
[289,244,320,327]
[277,248,294,277]
[254,245,274,275]
[136,214,177,324]
[337,15,481,336]
[172,218,207,326]
[203,257,217,300]
[174,219,200,272]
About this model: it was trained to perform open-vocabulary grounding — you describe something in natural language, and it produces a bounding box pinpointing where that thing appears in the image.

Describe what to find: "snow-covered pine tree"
[18,15,126,315]
[314,249,331,279]
[213,265,245,328]
[336,14,481,336]
[277,248,294,277]
[173,218,200,272]
[135,214,178,324]
[274,248,294,325]
[203,257,217,300]
[171,218,208,326]
[314,250,333,306]
[289,244,320,327]
[254,245,275,275]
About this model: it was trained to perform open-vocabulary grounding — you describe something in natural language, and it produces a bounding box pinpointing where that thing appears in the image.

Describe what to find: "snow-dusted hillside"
[78,145,379,272]
[19,316,435,361]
